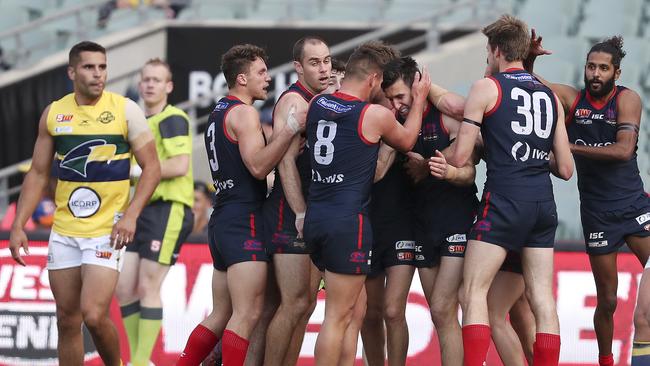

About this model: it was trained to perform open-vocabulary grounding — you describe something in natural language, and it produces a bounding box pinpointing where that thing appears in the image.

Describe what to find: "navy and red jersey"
[409,102,477,201]
[370,153,413,222]
[482,69,558,201]
[566,85,645,210]
[268,81,315,200]
[306,92,379,219]
[205,96,266,212]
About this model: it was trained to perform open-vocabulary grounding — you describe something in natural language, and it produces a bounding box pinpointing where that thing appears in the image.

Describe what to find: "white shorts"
[47,231,125,272]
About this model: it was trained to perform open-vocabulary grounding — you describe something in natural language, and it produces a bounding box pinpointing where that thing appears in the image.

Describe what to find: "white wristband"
[295,212,305,219]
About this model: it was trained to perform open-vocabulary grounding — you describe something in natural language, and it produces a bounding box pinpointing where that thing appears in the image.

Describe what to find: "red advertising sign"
[0,241,642,365]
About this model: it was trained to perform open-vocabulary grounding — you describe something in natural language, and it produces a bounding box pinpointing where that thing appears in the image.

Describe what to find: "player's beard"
[584,74,615,98]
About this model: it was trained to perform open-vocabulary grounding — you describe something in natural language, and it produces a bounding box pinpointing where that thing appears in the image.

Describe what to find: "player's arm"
[451,77,496,167]
[231,104,303,180]
[429,114,477,186]
[370,70,431,151]
[158,114,191,179]
[9,105,54,265]
[549,94,573,180]
[374,142,396,182]
[523,28,579,114]
[114,99,161,248]
[274,94,308,232]
[428,83,465,121]
[570,89,641,161]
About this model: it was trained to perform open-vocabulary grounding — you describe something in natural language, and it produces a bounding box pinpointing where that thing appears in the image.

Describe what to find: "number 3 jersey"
[306,92,379,218]
[482,69,559,201]
[205,96,267,212]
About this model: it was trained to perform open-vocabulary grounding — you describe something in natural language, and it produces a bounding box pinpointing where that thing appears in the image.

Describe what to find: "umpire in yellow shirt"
[116,58,194,366]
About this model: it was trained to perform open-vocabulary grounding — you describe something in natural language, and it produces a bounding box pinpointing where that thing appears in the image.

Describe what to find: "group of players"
[7,11,650,366]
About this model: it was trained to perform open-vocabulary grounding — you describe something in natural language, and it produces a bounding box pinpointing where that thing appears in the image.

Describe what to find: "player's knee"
[595,292,618,315]
[634,306,650,329]
[81,308,106,331]
[56,310,82,334]
[384,302,406,325]
[430,298,455,326]
[290,295,312,317]
[136,281,161,301]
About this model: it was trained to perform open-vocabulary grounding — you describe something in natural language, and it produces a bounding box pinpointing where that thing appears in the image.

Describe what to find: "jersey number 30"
[314,120,337,165]
[511,87,554,139]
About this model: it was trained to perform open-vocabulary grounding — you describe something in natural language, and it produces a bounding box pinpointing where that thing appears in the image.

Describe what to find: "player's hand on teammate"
[411,67,432,104]
[111,213,137,249]
[528,29,552,59]
[295,214,305,238]
[8,227,29,266]
[428,150,451,180]
[286,105,307,134]
[405,151,429,183]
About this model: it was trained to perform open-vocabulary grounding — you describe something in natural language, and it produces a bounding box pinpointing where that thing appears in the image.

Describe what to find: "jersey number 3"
[510,87,554,139]
[206,122,219,172]
[314,120,337,165]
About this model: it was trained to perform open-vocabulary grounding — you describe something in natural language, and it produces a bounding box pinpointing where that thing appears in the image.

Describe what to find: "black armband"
[463,118,482,127]
[616,123,639,134]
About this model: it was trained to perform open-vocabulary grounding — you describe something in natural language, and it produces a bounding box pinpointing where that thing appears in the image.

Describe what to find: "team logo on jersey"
[575,109,592,118]
[68,187,101,218]
[56,114,73,122]
[60,139,117,178]
[97,111,115,124]
[511,141,530,162]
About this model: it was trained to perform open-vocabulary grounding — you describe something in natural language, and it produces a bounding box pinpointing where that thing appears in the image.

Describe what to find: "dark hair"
[221,44,268,88]
[194,181,210,196]
[381,56,419,89]
[588,35,626,70]
[69,41,106,66]
[345,41,400,80]
[292,36,328,62]
[331,58,346,73]
[482,14,530,62]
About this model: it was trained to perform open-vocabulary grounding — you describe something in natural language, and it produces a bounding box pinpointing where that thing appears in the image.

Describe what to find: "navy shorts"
[263,194,312,255]
[369,216,415,275]
[499,251,523,274]
[468,191,558,251]
[128,201,193,265]
[208,208,269,271]
[305,213,373,275]
[580,195,650,255]
[414,196,477,268]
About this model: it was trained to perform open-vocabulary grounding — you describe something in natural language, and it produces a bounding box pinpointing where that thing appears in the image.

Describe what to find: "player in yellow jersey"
[116,58,194,366]
[8,41,161,366]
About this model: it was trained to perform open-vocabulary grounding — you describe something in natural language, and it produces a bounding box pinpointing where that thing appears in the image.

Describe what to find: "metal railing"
[0,0,499,216]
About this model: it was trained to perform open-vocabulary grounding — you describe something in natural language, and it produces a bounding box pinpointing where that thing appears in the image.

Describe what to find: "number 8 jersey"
[483,68,559,201]
[306,92,379,218]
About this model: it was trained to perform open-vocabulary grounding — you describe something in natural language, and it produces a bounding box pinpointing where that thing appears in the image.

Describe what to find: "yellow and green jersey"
[147,104,193,208]
[47,91,130,237]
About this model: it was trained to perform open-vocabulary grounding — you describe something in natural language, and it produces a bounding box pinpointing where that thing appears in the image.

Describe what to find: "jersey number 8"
[314,120,337,165]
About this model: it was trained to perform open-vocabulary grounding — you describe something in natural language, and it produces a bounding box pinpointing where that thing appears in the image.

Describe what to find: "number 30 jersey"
[306,92,379,218]
[482,69,559,201]
[205,96,267,211]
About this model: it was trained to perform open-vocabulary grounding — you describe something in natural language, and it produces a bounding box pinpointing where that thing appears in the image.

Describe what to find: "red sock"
[222,329,249,366]
[599,354,614,366]
[533,333,561,366]
[462,324,491,366]
[177,324,219,366]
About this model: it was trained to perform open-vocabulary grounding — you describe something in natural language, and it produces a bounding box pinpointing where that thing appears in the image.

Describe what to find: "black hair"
[69,41,106,66]
[381,56,418,89]
[588,35,626,69]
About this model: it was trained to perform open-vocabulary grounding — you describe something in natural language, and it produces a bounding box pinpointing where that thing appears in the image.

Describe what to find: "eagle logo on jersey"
[60,139,117,178]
